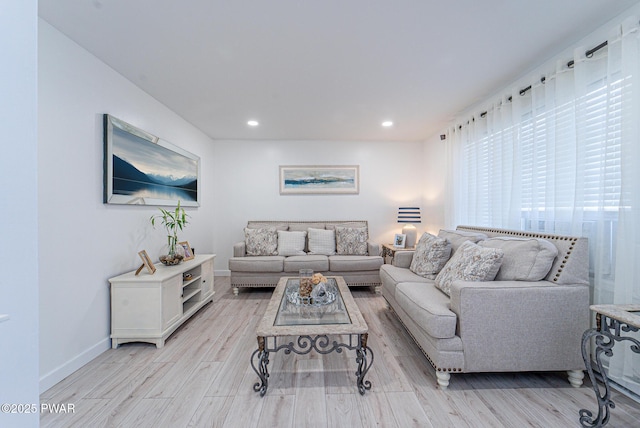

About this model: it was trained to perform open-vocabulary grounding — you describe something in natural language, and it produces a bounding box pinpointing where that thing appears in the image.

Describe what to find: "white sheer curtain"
[446,17,640,395]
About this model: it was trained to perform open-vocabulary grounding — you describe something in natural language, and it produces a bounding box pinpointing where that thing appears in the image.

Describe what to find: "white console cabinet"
[109,254,215,348]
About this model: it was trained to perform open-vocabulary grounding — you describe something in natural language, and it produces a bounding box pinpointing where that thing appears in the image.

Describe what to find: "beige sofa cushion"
[335,226,368,255]
[244,227,278,256]
[329,255,383,272]
[435,241,504,296]
[409,232,452,277]
[478,237,558,281]
[247,222,289,231]
[395,282,457,339]
[308,228,336,255]
[228,256,285,273]
[276,230,307,256]
[438,229,488,255]
[289,223,325,232]
[284,255,329,272]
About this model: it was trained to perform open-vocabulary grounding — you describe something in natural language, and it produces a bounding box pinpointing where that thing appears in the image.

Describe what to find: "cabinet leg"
[233,287,239,296]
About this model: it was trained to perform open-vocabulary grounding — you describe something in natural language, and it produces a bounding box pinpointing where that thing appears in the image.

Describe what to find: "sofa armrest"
[368,242,380,256]
[233,242,246,257]
[393,251,414,268]
[448,280,590,371]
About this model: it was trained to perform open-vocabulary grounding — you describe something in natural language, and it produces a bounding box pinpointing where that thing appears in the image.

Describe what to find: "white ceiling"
[38,0,640,142]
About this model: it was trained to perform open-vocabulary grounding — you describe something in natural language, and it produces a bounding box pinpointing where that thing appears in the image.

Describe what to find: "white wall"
[0,1,39,426]
[421,134,447,234]
[211,139,426,272]
[38,20,216,392]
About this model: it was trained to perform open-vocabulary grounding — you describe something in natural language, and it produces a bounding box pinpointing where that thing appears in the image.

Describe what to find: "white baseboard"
[39,337,111,394]
[215,269,230,276]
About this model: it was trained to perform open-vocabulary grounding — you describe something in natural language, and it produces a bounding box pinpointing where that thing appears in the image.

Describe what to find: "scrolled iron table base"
[251,333,373,396]
[580,311,640,427]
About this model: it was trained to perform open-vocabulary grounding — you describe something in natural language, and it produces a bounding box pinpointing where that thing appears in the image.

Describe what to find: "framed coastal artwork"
[103,114,200,206]
[279,165,360,194]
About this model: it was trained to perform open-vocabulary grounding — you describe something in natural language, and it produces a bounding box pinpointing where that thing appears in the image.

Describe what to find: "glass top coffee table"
[251,276,374,396]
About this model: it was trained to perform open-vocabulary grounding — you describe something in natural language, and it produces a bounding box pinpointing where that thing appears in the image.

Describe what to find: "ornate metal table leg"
[579,314,640,427]
[251,336,270,396]
[355,333,374,395]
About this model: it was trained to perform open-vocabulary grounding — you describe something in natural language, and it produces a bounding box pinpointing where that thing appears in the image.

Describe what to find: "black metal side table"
[580,304,640,427]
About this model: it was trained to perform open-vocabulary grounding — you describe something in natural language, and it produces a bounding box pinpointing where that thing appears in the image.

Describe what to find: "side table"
[580,304,640,427]
[381,243,415,265]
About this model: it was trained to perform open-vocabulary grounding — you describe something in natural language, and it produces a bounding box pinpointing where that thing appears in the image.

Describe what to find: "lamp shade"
[397,207,421,224]
[398,207,421,248]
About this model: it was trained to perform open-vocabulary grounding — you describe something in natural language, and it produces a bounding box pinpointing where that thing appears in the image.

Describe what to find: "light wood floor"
[41,277,640,428]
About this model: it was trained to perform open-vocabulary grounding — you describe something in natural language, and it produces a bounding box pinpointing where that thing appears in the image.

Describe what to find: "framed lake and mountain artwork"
[103,114,200,206]
[279,165,359,194]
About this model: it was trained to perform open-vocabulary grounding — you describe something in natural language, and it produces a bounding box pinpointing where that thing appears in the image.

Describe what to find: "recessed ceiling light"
[247,120,259,127]
[382,121,393,127]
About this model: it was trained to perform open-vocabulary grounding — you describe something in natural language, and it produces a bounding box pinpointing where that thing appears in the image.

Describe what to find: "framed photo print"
[104,114,200,207]
[135,250,156,275]
[279,165,359,194]
[394,234,407,248]
[179,241,194,261]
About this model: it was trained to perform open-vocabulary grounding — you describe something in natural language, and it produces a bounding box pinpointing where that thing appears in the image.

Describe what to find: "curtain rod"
[474,40,610,120]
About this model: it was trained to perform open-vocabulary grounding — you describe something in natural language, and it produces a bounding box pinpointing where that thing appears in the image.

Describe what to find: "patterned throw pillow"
[308,228,336,255]
[276,230,307,256]
[434,241,504,296]
[409,232,452,277]
[335,226,368,255]
[244,227,278,256]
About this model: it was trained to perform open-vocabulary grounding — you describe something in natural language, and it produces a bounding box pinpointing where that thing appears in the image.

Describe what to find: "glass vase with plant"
[150,200,189,265]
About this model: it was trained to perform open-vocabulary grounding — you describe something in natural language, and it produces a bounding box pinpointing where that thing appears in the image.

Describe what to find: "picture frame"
[179,241,194,261]
[279,165,359,194]
[135,250,156,275]
[394,234,407,248]
[103,114,200,207]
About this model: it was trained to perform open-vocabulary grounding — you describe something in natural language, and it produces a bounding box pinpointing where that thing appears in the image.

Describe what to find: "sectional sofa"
[380,225,590,389]
[228,220,383,295]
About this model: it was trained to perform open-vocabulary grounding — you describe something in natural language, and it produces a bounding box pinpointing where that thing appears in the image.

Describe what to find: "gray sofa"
[229,221,383,295]
[380,225,590,390]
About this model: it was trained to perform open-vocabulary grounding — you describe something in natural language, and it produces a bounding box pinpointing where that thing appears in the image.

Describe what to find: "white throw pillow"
[335,226,368,255]
[434,241,504,296]
[478,237,558,281]
[244,227,278,256]
[308,228,336,255]
[409,232,452,277]
[276,230,307,256]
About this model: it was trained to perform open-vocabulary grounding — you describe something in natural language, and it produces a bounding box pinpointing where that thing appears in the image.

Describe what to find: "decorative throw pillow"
[335,226,368,255]
[478,237,558,281]
[244,227,278,256]
[434,241,504,296]
[308,228,336,255]
[409,232,452,277]
[276,230,307,256]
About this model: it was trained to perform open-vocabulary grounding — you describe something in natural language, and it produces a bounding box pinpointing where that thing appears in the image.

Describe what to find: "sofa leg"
[233,287,239,296]
[568,369,584,388]
[436,371,450,390]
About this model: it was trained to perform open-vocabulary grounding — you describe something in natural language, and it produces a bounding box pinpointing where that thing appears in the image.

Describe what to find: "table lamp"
[397,207,421,248]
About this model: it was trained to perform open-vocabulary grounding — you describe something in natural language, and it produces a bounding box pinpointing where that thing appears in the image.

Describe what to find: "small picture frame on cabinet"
[179,241,194,261]
[394,234,407,248]
[136,250,156,275]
